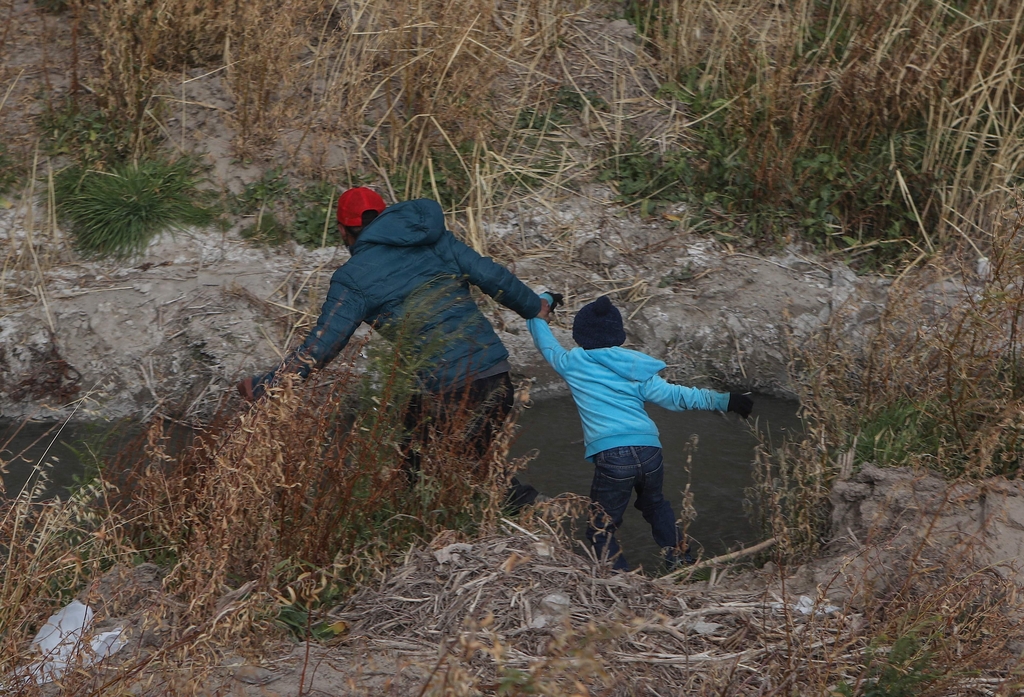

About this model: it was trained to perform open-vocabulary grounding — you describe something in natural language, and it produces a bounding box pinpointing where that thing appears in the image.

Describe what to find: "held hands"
[536,291,565,321]
[537,298,551,320]
[727,392,754,418]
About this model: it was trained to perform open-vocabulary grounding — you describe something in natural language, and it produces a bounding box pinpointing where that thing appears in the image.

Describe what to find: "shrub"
[53,158,216,259]
[120,297,518,622]
[794,204,1024,484]
[748,206,1024,559]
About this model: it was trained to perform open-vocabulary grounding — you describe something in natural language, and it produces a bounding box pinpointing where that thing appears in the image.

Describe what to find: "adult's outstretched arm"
[437,233,542,318]
[247,278,367,397]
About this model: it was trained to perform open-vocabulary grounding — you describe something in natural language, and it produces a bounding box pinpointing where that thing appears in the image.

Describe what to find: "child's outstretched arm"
[641,375,729,412]
[526,292,570,374]
[642,376,754,417]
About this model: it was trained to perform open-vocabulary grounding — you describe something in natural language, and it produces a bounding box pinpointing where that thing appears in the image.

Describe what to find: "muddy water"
[0,420,99,498]
[509,395,802,570]
[3,395,802,572]
[1,420,185,499]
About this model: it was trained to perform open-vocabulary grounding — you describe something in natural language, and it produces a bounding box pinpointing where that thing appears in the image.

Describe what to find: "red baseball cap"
[337,187,386,227]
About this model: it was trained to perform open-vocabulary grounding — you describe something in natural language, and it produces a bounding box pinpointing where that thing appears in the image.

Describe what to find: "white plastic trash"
[14,600,127,686]
[770,595,841,618]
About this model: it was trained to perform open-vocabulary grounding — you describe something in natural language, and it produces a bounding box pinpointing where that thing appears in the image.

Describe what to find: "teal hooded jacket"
[527,310,729,459]
[252,199,541,394]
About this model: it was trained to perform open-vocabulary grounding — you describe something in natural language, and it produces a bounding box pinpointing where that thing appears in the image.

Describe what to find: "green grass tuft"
[53,158,216,259]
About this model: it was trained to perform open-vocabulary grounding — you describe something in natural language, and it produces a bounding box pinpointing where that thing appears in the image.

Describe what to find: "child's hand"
[727,393,753,418]
[547,292,564,311]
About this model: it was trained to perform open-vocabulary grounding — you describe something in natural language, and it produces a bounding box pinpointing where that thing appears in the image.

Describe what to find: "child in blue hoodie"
[528,294,753,571]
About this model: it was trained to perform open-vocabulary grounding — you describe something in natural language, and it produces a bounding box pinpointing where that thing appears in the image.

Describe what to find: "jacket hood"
[584,346,665,381]
[354,199,446,250]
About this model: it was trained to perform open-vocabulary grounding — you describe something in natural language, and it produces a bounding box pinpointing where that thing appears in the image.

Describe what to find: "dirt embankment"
[0,0,894,421]
[0,192,890,421]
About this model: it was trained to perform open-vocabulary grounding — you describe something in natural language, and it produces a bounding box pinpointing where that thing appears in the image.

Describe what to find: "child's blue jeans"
[587,445,679,571]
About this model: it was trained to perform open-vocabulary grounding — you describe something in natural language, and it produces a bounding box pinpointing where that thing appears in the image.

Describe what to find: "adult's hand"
[537,297,552,321]
[237,376,256,402]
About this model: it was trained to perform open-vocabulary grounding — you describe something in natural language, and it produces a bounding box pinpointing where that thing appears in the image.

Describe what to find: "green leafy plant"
[39,100,135,166]
[658,263,693,288]
[232,168,290,214]
[53,158,216,259]
[240,211,287,245]
[233,170,340,248]
[854,399,945,470]
[614,0,1024,266]
[835,631,944,697]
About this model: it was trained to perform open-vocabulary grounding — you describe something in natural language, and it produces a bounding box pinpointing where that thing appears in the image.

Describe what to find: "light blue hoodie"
[527,308,729,460]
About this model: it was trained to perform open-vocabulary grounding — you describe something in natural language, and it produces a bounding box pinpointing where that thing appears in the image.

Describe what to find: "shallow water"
[0,420,98,498]
[509,394,802,571]
[3,394,803,572]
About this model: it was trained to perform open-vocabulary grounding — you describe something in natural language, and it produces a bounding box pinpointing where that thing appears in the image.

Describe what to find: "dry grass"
[4,2,1024,693]
[0,424,128,692]
[0,148,68,321]
[324,511,1024,696]
[4,340,1024,694]
[42,0,677,250]
[743,199,1024,565]
[801,203,1024,479]
[2,0,1020,268]
[635,0,1024,253]
[121,345,520,609]
[0,328,534,693]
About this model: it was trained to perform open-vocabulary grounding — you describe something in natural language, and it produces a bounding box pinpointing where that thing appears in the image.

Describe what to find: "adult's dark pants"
[404,371,538,510]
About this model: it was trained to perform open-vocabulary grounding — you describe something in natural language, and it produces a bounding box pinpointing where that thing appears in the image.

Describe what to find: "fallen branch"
[661,537,777,582]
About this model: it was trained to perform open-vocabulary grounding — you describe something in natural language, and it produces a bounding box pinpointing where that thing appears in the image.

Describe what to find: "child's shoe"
[664,546,696,570]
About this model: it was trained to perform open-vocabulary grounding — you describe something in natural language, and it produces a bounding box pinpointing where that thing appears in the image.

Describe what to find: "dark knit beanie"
[572,296,626,349]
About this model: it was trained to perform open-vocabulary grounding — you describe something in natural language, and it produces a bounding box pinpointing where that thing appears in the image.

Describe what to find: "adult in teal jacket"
[238,188,549,506]
[239,188,548,398]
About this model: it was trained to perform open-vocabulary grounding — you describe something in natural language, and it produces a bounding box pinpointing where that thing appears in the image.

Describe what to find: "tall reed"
[635,0,1024,254]
[73,0,637,252]
[0,442,127,690]
[122,312,521,622]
